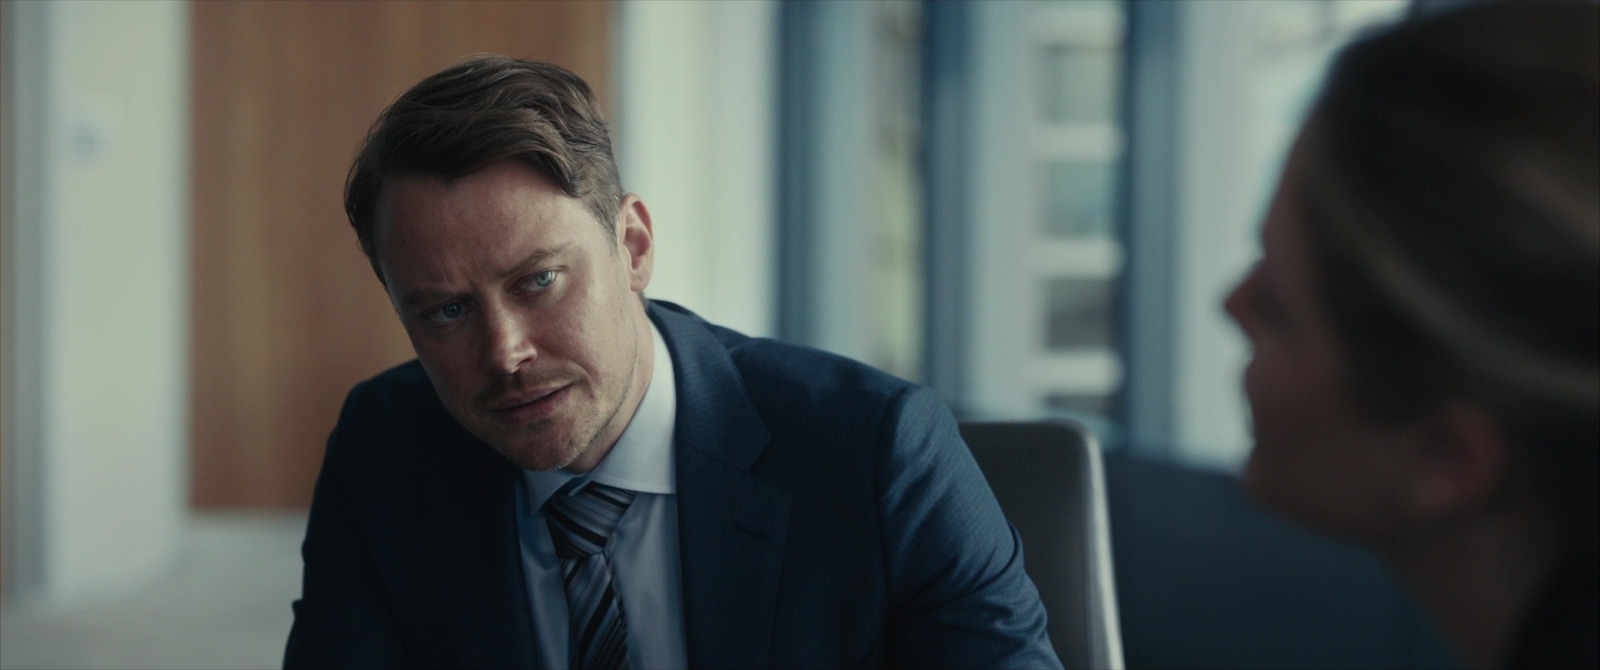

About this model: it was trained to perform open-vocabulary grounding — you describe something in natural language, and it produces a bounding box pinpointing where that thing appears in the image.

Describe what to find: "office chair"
[960,420,1126,670]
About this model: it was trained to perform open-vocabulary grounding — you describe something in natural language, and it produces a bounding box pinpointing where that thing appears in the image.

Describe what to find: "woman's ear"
[1405,403,1510,519]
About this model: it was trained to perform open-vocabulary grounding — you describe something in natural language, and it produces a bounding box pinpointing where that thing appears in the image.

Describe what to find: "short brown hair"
[344,55,623,279]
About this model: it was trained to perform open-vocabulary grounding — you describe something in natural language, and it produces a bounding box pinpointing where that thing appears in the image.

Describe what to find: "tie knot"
[545,481,637,560]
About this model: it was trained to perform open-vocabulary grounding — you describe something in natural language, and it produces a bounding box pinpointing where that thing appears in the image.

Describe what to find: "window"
[1023,0,1127,422]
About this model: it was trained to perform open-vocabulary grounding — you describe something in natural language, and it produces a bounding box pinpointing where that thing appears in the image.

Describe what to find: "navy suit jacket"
[285,301,1060,669]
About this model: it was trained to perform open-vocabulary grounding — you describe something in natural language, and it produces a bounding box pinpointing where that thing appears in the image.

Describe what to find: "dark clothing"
[284,301,1061,669]
[1503,559,1599,670]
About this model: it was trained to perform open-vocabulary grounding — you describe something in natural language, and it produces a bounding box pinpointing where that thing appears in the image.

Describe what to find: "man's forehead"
[382,164,561,218]
[380,219,575,278]
[375,164,584,241]
[374,176,594,286]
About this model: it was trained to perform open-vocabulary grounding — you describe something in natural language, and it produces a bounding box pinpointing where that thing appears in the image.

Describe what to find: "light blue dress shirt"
[516,322,687,670]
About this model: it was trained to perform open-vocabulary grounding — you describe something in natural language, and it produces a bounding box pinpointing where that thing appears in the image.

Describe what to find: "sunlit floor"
[0,512,307,670]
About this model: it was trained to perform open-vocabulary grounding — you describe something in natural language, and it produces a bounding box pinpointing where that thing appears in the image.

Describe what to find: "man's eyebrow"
[505,243,572,277]
[397,243,574,310]
[398,288,457,311]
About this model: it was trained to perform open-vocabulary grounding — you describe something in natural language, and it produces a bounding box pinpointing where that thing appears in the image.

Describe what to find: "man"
[285,56,1059,670]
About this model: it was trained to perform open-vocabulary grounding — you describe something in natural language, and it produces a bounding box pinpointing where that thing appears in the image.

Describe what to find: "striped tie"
[546,481,637,670]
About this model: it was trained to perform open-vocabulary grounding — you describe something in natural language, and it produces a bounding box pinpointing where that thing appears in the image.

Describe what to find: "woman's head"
[1227,2,1598,560]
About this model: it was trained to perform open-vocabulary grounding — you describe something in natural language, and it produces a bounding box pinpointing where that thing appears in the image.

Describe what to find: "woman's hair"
[1296,1,1598,566]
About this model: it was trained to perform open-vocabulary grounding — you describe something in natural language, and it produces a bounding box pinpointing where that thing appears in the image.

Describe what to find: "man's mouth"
[487,384,572,422]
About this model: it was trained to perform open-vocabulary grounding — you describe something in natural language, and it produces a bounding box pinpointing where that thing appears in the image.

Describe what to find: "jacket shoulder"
[650,298,917,424]
[726,336,913,405]
[325,359,470,469]
[337,360,441,428]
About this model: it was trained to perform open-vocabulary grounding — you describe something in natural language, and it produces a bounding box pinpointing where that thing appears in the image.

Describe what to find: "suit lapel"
[676,450,791,669]
[420,418,540,669]
[651,304,791,670]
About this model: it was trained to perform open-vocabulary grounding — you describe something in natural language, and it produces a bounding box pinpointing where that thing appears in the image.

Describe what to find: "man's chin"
[454,407,579,470]
[490,436,585,472]
[456,405,598,471]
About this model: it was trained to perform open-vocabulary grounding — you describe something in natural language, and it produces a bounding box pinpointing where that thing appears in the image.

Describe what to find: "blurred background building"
[2,1,1459,668]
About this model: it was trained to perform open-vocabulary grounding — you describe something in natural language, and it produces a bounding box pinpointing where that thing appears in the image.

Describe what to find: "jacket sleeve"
[283,387,410,669]
[876,385,1064,669]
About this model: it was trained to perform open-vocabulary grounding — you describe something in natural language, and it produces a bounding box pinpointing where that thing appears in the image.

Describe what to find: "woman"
[1225,3,1597,669]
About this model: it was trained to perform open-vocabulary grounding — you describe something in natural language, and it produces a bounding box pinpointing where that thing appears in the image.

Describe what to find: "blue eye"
[427,301,467,324]
[530,270,557,288]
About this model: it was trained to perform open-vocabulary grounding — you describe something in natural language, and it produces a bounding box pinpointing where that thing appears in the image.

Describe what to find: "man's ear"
[1405,402,1510,519]
[615,194,654,294]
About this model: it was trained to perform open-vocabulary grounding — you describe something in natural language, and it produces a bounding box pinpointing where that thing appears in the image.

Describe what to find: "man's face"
[373,160,654,471]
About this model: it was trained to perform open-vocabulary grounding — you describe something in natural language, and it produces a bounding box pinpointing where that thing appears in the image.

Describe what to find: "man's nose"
[481,306,537,375]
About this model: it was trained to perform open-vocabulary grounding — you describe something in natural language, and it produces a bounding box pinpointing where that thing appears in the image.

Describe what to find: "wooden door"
[191,0,612,508]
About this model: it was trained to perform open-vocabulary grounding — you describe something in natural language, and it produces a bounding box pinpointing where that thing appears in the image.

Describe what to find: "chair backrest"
[960,420,1125,670]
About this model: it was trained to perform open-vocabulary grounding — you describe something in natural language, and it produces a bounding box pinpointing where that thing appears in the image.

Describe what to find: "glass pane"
[1038,45,1119,124]
[1044,277,1114,349]
[1043,161,1115,237]
[871,0,924,381]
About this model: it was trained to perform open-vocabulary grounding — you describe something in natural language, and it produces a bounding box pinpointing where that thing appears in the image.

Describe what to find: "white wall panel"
[24,0,190,603]
[615,0,777,337]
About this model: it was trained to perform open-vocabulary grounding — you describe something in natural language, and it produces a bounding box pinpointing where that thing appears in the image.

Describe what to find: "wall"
[1170,0,1259,467]
[3,0,190,603]
[0,0,16,597]
[614,0,778,337]
[965,0,1035,417]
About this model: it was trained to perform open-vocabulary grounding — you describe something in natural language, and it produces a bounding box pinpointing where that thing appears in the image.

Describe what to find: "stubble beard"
[506,317,641,472]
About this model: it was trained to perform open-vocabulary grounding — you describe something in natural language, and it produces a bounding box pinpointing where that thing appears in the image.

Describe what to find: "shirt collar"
[522,319,677,512]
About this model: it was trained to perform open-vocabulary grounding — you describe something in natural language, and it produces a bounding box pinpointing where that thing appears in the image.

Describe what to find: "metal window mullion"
[1117,0,1184,456]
